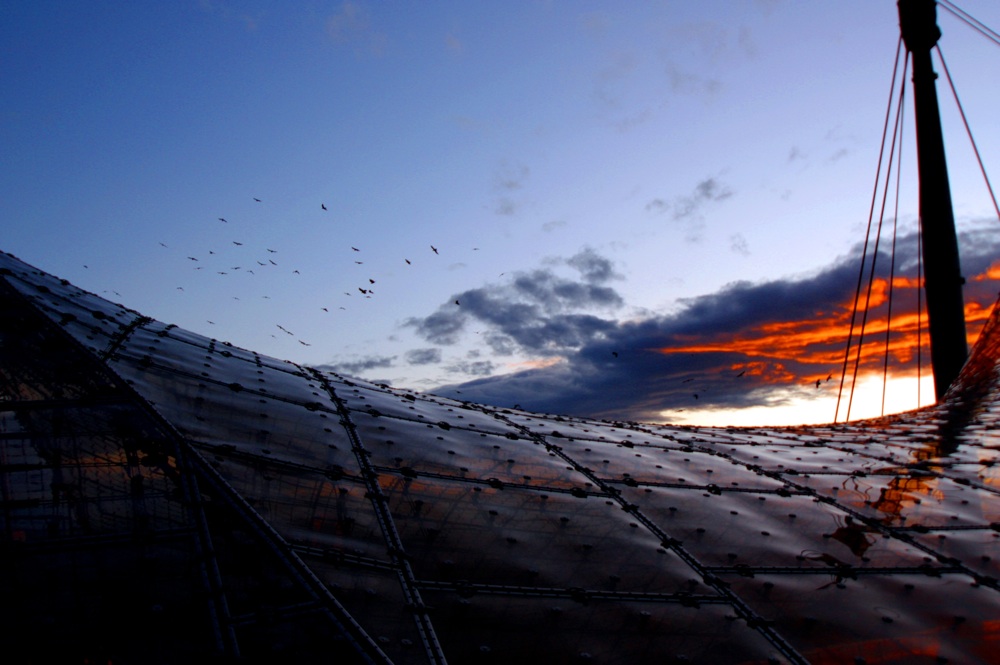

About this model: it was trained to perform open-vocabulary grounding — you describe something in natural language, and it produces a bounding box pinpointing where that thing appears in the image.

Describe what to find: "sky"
[3,0,1000,427]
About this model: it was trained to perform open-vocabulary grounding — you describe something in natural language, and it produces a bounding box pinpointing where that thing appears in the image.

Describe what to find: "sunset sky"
[3,1,1000,426]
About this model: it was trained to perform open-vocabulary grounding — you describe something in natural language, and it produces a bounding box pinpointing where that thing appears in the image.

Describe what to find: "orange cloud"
[657,274,998,387]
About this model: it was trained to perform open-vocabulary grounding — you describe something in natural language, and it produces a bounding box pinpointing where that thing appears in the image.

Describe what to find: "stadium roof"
[3,248,1000,664]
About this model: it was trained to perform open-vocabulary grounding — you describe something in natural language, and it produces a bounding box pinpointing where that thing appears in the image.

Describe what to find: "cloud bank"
[416,226,1000,422]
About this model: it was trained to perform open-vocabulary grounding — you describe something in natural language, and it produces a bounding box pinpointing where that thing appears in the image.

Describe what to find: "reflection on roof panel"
[4,249,1000,664]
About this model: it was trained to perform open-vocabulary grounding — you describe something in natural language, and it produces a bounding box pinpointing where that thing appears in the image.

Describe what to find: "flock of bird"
[119,197,840,406]
[145,197,457,349]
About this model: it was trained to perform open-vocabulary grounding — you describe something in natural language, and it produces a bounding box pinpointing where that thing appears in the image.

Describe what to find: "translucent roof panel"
[5,248,1000,664]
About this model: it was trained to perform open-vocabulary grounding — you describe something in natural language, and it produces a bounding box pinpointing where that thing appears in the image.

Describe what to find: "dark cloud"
[433,225,1000,422]
[673,178,733,220]
[406,248,625,356]
[446,360,496,377]
[646,177,733,225]
[566,247,619,283]
[321,354,395,375]
[406,348,442,365]
[730,233,750,256]
[645,198,668,213]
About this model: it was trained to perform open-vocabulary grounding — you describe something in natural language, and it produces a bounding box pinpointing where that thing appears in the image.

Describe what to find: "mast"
[898,0,968,401]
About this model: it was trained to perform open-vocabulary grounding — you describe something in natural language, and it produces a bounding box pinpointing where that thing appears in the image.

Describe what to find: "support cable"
[835,38,904,422]
[881,89,907,417]
[918,227,925,406]
[938,0,1000,48]
[935,45,1000,223]
[846,77,906,421]
[844,53,907,420]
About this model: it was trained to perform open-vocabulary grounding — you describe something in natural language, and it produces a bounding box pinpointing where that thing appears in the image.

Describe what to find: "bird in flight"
[321,203,327,210]
[455,300,460,306]
[299,340,311,346]
[218,217,227,223]
[358,288,368,294]
[405,259,411,265]
[431,245,439,254]
[233,241,243,246]
[736,370,746,378]
[352,247,360,252]
[187,256,198,261]
[159,242,168,248]
[369,278,375,284]
[253,197,261,202]
[611,351,618,358]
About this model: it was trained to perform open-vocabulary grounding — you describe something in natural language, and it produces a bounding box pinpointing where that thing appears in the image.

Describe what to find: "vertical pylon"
[898,0,968,400]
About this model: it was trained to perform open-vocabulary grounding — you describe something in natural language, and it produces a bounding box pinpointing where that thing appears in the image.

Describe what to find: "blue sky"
[3,1,1000,425]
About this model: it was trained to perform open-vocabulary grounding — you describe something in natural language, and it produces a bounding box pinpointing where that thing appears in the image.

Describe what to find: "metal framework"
[4,248,1000,663]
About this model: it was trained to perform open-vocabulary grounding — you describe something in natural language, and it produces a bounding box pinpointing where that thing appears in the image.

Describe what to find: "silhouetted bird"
[359,288,368,294]
[267,248,277,253]
[826,374,832,381]
[405,259,411,265]
[321,203,327,210]
[218,217,227,223]
[612,351,618,358]
[455,300,460,305]
[187,256,198,261]
[159,242,168,248]
[369,278,375,284]
[816,379,822,389]
[253,197,261,202]
[299,340,311,346]
[269,259,277,266]
[293,270,300,274]
[736,370,746,378]
[693,393,699,400]
[431,245,439,254]
[233,241,243,246]
[352,247,360,252]
[355,261,363,265]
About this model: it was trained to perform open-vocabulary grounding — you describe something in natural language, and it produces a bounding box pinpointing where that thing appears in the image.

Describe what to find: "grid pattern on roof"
[3,250,1000,664]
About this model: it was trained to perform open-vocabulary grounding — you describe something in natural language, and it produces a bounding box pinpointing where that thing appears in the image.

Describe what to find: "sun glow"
[664,373,937,427]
